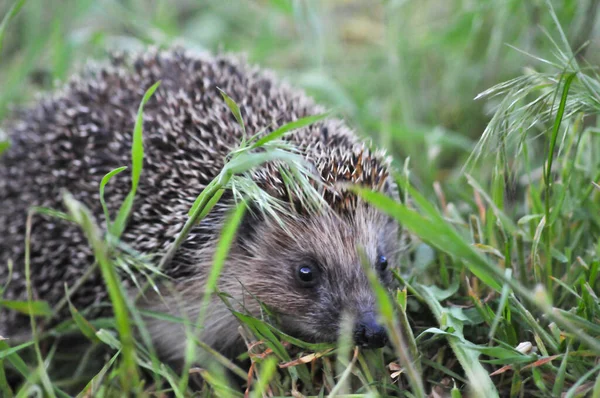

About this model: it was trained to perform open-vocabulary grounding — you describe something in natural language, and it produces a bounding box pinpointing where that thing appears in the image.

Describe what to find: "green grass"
[1,0,600,397]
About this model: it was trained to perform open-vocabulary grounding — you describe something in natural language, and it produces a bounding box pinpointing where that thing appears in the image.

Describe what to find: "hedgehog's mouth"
[275,310,389,349]
[274,313,340,344]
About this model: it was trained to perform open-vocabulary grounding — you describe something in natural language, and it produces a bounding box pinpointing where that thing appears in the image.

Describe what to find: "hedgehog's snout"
[353,311,388,349]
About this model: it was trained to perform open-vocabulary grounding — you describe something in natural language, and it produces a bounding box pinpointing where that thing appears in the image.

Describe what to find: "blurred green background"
[1,0,598,189]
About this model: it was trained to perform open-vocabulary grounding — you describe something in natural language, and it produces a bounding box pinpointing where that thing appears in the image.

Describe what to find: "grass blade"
[24,211,55,398]
[111,81,160,238]
[353,186,503,291]
[178,201,247,392]
[251,112,330,148]
[359,249,425,396]
[0,0,26,54]
[543,72,576,289]
[0,300,51,316]
[63,193,140,393]
[218,88,246,141]
[99,166,127,232]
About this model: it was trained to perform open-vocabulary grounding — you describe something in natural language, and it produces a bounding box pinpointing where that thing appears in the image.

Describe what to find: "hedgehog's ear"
[236,202,264,252]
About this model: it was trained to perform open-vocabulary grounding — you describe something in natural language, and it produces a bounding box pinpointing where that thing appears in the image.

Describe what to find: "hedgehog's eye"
[377,255,388,271]
[296,264,319,288]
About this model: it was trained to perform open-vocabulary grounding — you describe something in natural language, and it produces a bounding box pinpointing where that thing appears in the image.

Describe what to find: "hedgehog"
[0,48,401,364]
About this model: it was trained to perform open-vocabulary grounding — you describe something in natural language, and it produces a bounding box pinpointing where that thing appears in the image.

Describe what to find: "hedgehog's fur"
[0,48,400,363]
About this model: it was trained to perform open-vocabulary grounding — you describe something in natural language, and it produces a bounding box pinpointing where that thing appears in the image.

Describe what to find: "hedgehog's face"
[233,202,400,348]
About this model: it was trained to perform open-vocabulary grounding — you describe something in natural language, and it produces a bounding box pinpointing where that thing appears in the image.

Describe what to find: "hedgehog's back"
[0,49,339,336]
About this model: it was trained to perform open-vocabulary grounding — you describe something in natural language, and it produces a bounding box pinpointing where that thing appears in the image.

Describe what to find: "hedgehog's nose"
[353,313,388,349]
